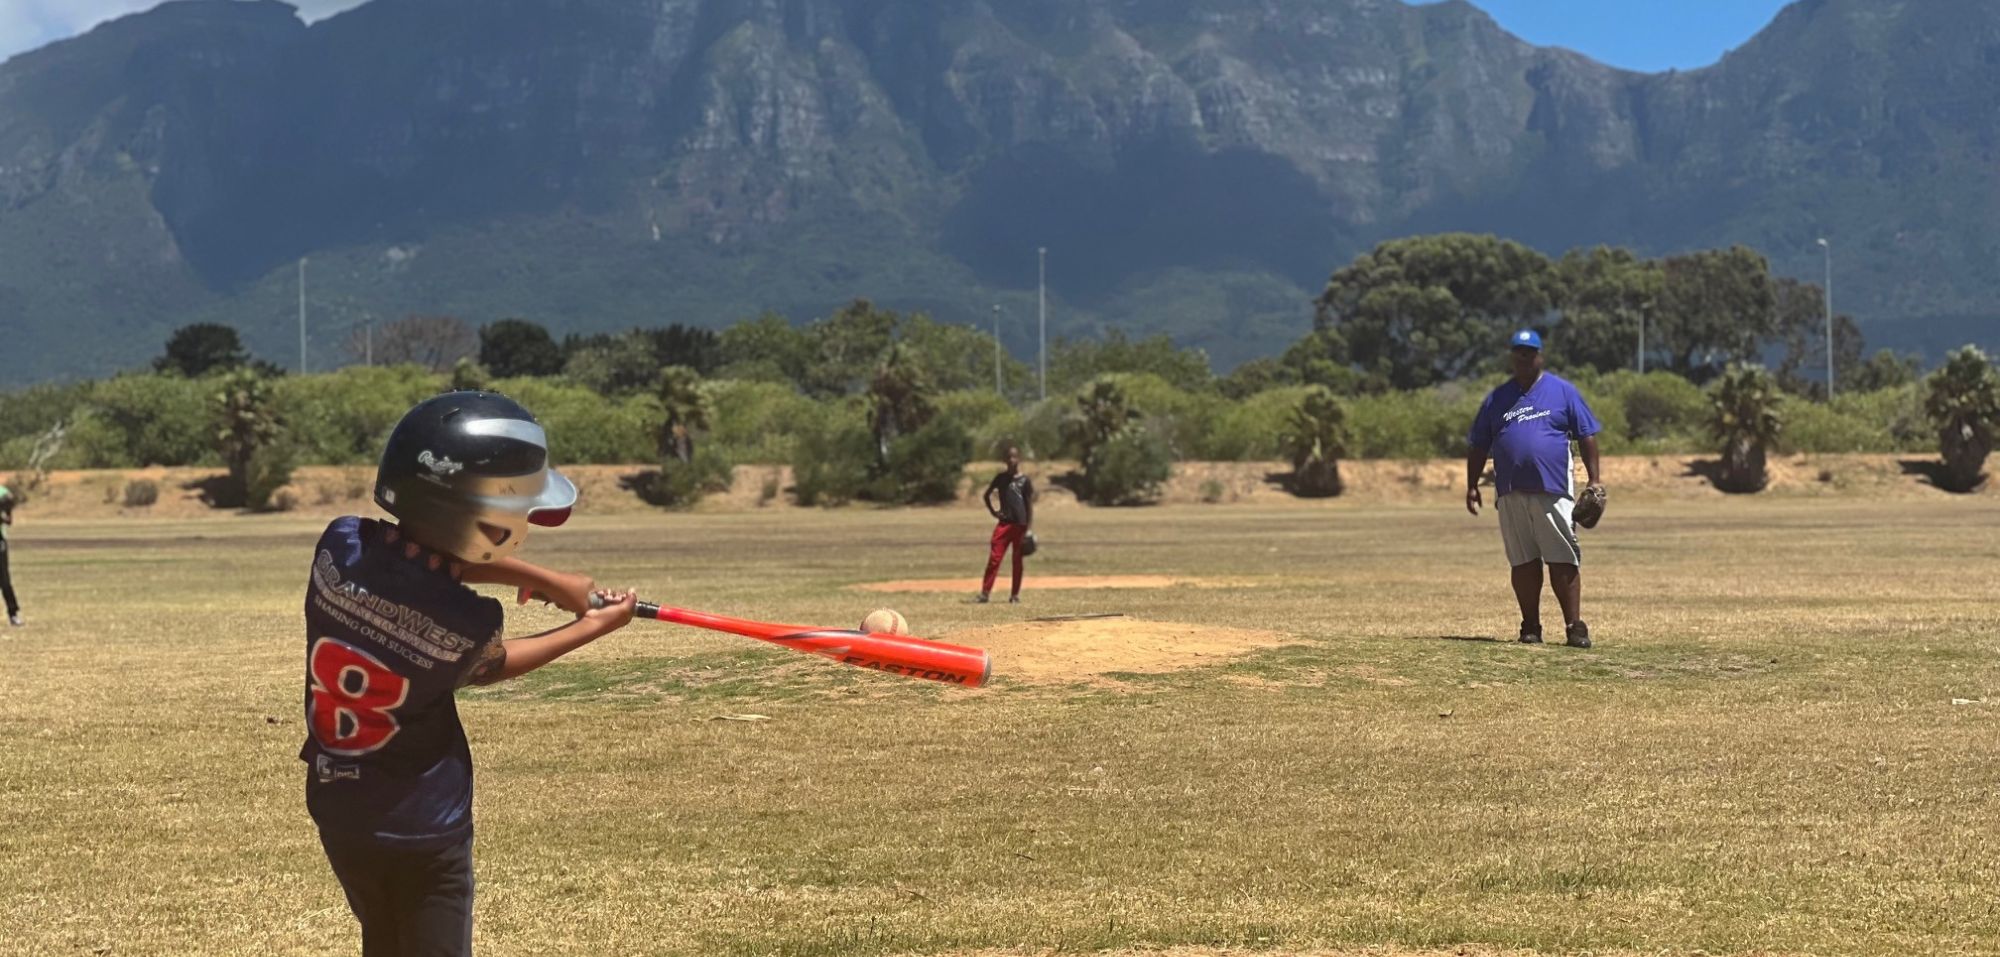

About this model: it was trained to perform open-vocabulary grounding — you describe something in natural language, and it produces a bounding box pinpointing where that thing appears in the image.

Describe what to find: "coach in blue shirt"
[1466,329,1605,648]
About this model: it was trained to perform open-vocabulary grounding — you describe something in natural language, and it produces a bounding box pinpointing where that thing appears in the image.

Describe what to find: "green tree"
[449,357,489,392]
[1770,278,1873,398]
[1654,247,1778,380]
[653,365,710,465]
[1279,386,1348,497]
[717,312,814,386]
[479,320,564,378]
[1048,330,1214,394]
[805,299,901,398]
[211,368,290,509]
[897,314,1031,395]
[155,323,249,377]
[1314,233,1559,390]
[1552,247,1661,374]
[1706,364,1784,493]
[1924,346,2000,493]
[563,330,665,396]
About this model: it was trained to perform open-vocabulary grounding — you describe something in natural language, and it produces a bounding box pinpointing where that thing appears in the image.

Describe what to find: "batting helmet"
[375,391,576,564]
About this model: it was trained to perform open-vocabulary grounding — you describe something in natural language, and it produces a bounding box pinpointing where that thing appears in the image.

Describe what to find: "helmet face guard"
[375,392,576,564]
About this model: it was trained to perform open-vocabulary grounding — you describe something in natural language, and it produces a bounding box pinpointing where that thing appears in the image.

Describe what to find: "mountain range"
[2,0,1996,385]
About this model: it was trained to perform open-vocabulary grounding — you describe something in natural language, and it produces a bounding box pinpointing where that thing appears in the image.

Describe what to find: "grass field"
[2,499,1998,956]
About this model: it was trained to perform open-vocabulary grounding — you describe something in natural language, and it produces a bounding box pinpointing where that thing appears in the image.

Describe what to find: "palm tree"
[866,344,936,464]
[1062,376,1140,462]
[1706,363,1783,493]
[1924,345,2000,492]
[654,365,709,465]
[1279,386,1348,497]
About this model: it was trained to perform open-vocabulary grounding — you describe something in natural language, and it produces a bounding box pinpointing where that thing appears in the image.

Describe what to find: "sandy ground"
[2,453,1983,522]
[940,616,1293,685]
[854,575,1238,593]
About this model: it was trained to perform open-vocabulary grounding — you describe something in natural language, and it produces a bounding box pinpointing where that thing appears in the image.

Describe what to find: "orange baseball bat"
[626,599,991,687]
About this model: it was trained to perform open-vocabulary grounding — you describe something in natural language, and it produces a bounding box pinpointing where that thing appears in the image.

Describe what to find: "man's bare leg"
[1510,561,1543,640]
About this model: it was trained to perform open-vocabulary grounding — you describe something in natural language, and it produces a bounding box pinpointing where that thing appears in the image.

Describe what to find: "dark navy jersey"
[300,517,503,849]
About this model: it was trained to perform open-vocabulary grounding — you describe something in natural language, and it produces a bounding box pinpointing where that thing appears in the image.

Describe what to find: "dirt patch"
[942,617,1291,685]
[856,575,1251,593]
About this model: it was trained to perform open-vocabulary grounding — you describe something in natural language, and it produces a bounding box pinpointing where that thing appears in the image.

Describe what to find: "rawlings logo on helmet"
[417,450,464,477]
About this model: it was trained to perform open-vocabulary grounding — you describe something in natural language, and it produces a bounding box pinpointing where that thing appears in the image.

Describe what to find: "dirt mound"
[943,617,1291,685]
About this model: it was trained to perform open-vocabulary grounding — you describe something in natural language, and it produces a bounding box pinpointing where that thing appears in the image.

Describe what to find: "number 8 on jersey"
[308,637,411,756]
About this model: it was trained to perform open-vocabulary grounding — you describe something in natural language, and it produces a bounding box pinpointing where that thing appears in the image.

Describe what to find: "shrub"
[1279,385,1348,497]
[1198,478,1226,504]
[245,442,299,512]
[636,445,735,509]
[703,380,822,464]
[90,373,215,466]
[1707,364,1784,493]
[122,479,159,508]
[1925,346,2000,492]
[792,406,875,506]
[1079,427,1173,506]
[1344,385,1484,459]
[489,377,654,464]
[274,366,442,465]
[868,417,973,505]
[1616,371,1708,443]
[1199,387,1311,461]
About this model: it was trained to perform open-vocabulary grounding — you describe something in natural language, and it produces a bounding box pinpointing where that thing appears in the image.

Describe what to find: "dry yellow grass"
[1,499,1996,956]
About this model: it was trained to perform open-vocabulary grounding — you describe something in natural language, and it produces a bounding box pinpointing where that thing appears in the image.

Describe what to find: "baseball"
[861,608,909,635]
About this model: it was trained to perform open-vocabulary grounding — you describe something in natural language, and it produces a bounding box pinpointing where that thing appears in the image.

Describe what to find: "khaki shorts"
[1497,491,1580,566]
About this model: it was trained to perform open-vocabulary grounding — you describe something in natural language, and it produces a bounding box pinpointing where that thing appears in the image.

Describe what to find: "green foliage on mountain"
[3,0,1998,386]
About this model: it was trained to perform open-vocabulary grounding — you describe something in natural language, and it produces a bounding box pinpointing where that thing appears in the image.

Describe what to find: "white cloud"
[0,0,370,64]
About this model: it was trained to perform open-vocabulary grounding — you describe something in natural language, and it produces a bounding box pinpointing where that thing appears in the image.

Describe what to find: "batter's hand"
[1465,484,1483,516]
[581,589,638,633]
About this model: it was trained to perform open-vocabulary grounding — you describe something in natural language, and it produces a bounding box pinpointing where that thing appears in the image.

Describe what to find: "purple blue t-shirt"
[1468,373,1601,499]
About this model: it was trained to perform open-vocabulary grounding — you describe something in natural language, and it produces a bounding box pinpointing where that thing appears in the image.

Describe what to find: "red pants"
[982,522,1026,597]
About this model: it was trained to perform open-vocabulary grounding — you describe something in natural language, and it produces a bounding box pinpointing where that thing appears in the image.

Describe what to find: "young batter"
[302,391,636,955]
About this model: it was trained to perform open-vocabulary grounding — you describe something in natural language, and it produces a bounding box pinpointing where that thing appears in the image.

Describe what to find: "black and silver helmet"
[374,391,576,564]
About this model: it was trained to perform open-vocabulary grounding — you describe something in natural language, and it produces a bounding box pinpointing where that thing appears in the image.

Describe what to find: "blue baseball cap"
[1509,329,1542,350]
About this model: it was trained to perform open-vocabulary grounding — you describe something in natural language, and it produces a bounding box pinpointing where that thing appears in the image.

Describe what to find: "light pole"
[1817,238,1833,398]
[1037,246,1048,402]
[991,304,1003,395]
[1636,304,1645,375]
[297,257,308,374]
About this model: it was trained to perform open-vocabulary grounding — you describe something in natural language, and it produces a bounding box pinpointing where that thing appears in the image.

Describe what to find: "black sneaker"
[1565,620,1592,649]
[1007,595,1020,604]
[974,593,990,604]
[1518,621,1543,644]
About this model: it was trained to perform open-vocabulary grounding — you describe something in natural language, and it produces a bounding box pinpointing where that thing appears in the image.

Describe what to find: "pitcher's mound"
[943,617,1290,685]
[856,575,1224,593]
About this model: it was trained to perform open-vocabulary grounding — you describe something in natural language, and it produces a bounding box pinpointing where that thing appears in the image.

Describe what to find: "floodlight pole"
[1037,246,1047,402]
[1817,238,1833,398]
[992,304,1003,395]
[298,257,308,374]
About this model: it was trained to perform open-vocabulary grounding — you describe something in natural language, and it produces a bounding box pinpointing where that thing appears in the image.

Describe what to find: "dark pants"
[0,538,18,617]
[319,830,474,957]
[982,522,1026,597]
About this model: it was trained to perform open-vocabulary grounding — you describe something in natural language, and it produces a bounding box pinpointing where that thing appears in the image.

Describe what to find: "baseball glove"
[1573,484,1607,529]
[1018,530,1039,557]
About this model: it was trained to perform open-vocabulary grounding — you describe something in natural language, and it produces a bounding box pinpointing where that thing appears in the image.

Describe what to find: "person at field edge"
[1465,329,1605,648]
[978,445,1035,604]
[0,483,21,626]
[302,390,637,956]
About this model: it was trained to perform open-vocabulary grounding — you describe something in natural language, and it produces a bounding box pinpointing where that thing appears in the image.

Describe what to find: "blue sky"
[1437,0,1797,72]
[1,0,1797,73]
